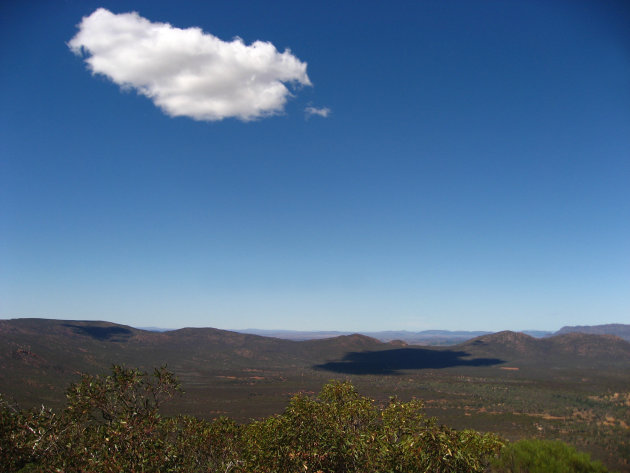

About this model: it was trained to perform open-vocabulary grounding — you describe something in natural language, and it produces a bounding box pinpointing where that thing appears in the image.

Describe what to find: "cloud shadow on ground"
[63,324,133,341]
[314,348,504,375]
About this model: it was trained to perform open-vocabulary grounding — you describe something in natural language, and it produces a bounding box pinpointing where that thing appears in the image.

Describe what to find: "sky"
[1,0,629,332]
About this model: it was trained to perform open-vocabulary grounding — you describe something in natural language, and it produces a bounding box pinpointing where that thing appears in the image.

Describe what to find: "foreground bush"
[0,366,602,472]
[490,438,609,473]
[0,396,33,471]
[244,380,503,472]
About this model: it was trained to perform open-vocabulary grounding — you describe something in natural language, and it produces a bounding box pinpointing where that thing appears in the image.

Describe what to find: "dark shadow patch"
[314,347,504,375]
[63,324,133,341]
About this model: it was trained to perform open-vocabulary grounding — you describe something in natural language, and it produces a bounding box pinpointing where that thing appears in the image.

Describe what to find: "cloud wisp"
[305,106,331,118]
[68,8,312,121]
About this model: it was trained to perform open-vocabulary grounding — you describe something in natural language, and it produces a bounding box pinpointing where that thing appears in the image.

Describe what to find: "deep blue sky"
[2,0,629,331]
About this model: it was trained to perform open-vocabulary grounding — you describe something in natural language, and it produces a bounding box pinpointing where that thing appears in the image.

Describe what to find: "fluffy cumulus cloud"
[68,8,312,121]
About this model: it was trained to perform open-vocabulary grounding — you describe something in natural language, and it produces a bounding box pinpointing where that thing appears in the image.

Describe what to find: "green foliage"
[164,415,244,472]
[65,365,181,423]
[243,380,503,472]
[243,381,382,472]
[0,366,185,472]
[490,438,610,473]
[0,395,33,471]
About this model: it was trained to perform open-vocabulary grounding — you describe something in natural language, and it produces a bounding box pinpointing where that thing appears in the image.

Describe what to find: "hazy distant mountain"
[238,329,496,345]
[365,330,493,345]
[238,329,350,340]
[135,326,176,332]
[554,324,630,341]
[520,330,553,338]
[238,329,553,345]
[198,325,630,344]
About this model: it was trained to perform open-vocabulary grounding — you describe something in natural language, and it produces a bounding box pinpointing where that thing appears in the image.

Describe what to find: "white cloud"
[305,106,331,118]
[68,8,312,121]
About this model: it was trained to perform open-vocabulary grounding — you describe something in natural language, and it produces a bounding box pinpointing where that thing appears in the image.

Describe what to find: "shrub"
[8,365,184,472]
[490,438,609,473]
[243,380,503,473]
[0,395,32,472]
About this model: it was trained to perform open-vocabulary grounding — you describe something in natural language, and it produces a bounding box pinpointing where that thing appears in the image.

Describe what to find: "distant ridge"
[236,328,559,345]
[0,318,386,406]
[238,329,497,345]
[136,326,176,332]
[240,326,630,345]
[554,323,630,342]
[139,324,630,343]
[460,330,630,366]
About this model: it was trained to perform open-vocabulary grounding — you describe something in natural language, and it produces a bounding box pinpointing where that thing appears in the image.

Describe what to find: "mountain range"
[2,318,629,411]
[237,324,629,344]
